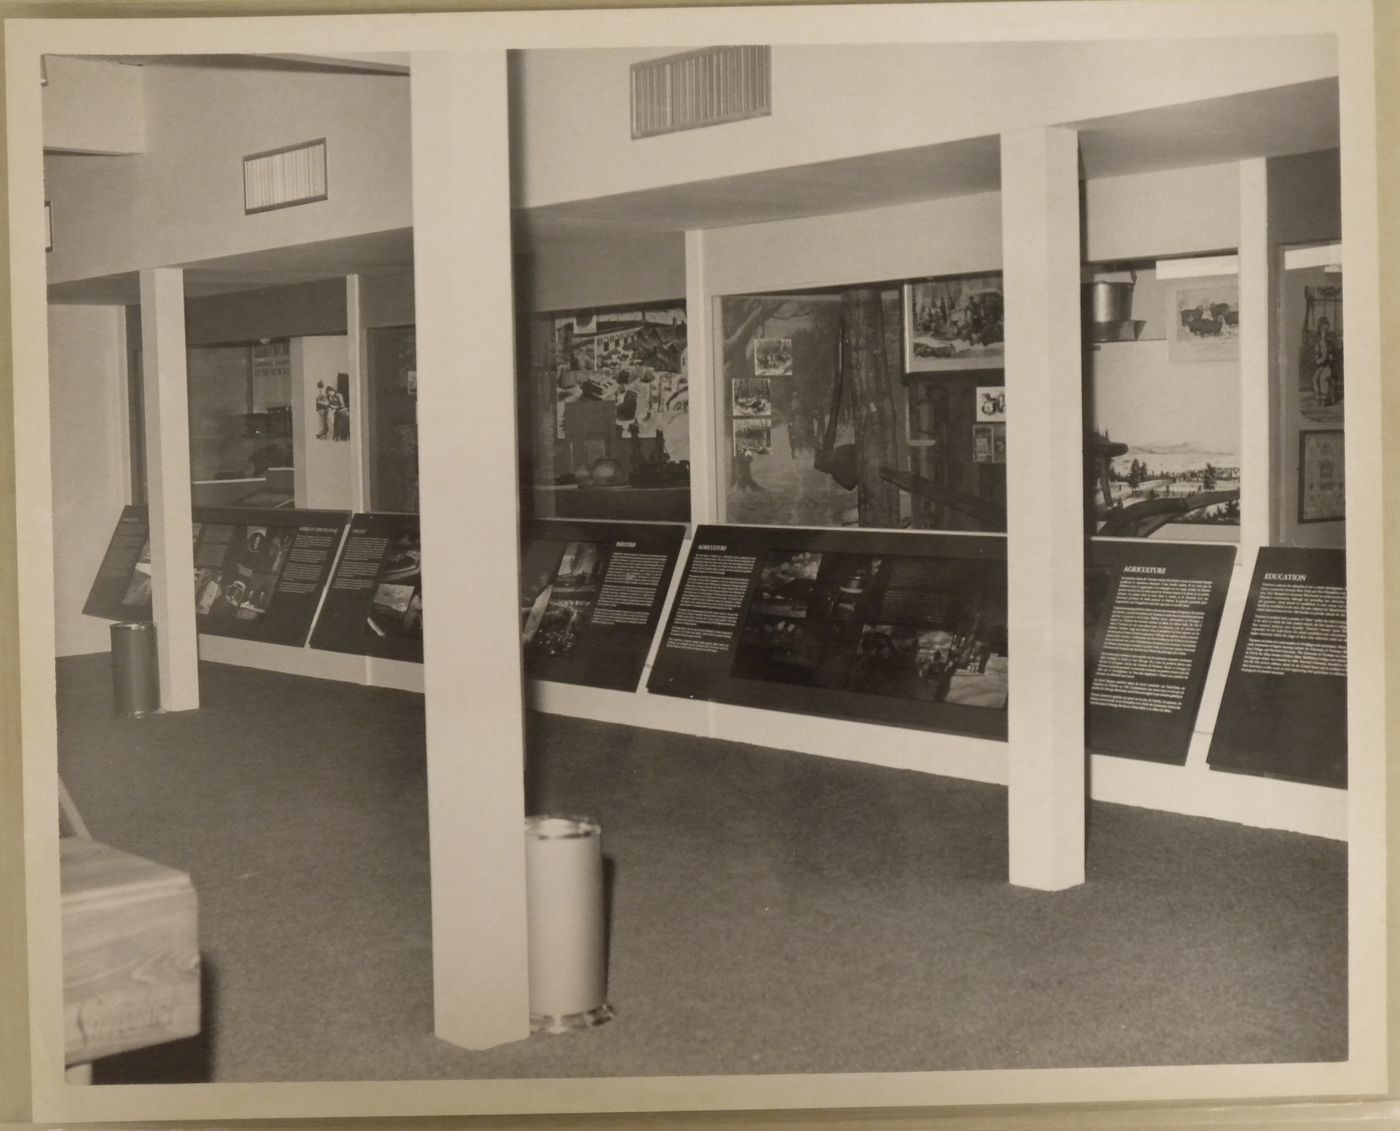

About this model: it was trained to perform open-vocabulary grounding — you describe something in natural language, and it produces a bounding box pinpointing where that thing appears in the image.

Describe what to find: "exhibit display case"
[519,302,690,522]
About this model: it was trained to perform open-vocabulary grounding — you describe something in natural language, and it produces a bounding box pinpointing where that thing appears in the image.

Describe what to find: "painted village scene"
[524,304,691,521]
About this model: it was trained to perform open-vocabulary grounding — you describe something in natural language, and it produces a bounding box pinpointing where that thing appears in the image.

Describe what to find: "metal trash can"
[110,622,159,718]
[524,814,613,1033]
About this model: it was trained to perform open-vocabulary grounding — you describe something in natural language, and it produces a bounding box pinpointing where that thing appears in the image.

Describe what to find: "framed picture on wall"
[903,276,1005,372]
[1167,281,1239,363]
[1299,428,1345,523]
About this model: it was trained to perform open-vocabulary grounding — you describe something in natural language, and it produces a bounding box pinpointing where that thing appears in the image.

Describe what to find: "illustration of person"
[1311,317,1337,406]
[325,385,350,440]
[314,381,330,439]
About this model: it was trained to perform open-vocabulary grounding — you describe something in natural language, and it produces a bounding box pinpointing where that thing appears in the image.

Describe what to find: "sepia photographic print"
[1,2,1391,1128]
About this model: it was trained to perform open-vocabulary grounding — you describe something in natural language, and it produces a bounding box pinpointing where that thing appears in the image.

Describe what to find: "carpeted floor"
[53,654,1346,1083]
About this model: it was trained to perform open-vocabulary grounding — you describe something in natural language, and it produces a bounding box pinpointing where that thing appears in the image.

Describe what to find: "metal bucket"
[1085,279,1135,324]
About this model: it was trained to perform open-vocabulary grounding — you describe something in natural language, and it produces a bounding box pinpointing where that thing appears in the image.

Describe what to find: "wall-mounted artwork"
[1295,282,1344,424]
[1299,429,1345,523]
[1168,282,1239,363]
[975,385,1006,423]
[312,372,351,442]
[903,275,1004,371]
[753,337,792,376]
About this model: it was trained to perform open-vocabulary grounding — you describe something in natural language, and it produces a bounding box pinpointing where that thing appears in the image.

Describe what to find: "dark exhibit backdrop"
[649,524,1008,740]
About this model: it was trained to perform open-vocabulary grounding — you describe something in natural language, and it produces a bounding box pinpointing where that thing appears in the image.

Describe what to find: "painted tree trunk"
[842,287,902,527]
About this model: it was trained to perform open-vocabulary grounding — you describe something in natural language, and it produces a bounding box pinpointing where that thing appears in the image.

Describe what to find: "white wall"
[290,336,353,510]
[42,56,145,155]
[522,229,684,312]
[45,63,410,285]
[48,304,129,657]
[513,38,1336,209]
[1084,163,1240,262]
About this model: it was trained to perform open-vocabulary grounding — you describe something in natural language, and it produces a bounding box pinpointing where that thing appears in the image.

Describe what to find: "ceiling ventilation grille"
[631,46,771,139]
[243,139,328,214]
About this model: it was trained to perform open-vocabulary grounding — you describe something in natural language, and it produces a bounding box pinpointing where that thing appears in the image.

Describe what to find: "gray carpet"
[52,654,1346,1083]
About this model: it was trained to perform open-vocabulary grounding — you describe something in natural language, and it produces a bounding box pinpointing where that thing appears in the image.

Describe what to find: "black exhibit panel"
[85,505,350,647]
[1084,541,1236,765]
[648,525,1008,740]
[309,513,423,663]
[520,519,686,691]
[1208,547,1347,788]
[85,505,158,623]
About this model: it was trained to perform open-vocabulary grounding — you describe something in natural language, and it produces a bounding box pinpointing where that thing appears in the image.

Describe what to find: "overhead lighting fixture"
[1154,254,1239,280]
[1282,243,1343,272]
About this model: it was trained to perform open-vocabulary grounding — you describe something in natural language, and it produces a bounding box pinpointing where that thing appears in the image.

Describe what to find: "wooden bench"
[61,836,200,1074]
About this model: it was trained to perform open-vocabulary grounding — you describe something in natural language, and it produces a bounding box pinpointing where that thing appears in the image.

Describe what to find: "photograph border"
[2,1,1395,1128]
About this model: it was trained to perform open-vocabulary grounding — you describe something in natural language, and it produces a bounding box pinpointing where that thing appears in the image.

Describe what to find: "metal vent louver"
[243,139,328,214]
[631,46,771,139]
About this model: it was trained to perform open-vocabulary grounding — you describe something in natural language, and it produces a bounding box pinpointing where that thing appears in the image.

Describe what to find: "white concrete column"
[1237,158,1272,550]
[344,273,370,512]
[411,51,531,1049]
[684,229,720,524]
[138,267,199,712]
[1000,127,1085,890]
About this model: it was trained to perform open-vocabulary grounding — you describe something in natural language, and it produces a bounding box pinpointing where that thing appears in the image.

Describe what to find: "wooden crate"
[61,837,200,1065]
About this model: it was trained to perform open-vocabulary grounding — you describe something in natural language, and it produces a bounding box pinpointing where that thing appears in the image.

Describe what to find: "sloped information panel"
[1207,546,1347,788]
[647,525,1008,739]
[309,512,423,662]
[1085,540,1236,765]
[520,519,686,691]
[84,504,350,647]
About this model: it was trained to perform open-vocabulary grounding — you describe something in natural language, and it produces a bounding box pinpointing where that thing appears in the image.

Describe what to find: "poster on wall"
[1294,279,1343,425]
[312,372,351,442]
[1085,541,1236,764]
[1086,304,1241,537]
[84,505,351,647]
[903,275,1005,371]
[753,337,792,376]
[520,519,685,691]
[534,302,690,521]
[1299,430,1345,523]
[647,525,1009,740]
[308,513,423,662]
[1207,547,1347,788]
[1167,282,1239,363]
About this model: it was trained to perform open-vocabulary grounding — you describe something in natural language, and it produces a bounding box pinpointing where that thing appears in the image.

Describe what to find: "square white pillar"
[411,51,531,1049]
[138,267,199,713]
[1000,127,1085,890]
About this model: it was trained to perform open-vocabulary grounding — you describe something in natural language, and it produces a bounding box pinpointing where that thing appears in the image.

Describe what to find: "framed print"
[753,336,792,376]
[903,276,1004,371]
[1299,428,1345,523]
[1168,282,1240,363]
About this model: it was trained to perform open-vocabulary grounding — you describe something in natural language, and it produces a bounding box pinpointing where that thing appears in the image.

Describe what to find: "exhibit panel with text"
[1085,540,1236,765]
[308,512,423,662]
[1208,547,1347,789]
[84,505,351,647]
[520,519,685,692]
[648,525,1009,739]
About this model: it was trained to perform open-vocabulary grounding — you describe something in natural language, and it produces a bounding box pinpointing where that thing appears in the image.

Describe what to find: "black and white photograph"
[903,275,1005,371]
[3,4,1389,1129]
[1168,282,1240,363]
[752,335,792,376]
[1299,429,1346,523]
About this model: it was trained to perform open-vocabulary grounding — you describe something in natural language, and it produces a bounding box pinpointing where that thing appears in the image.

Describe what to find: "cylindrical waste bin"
[524,814,613,1033]
[110,621,159,718]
